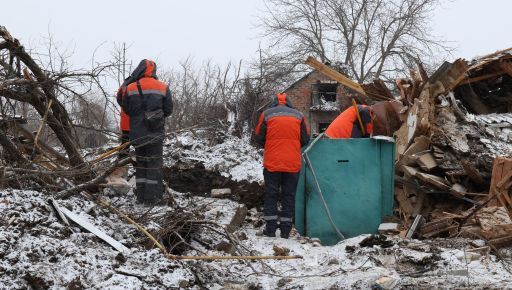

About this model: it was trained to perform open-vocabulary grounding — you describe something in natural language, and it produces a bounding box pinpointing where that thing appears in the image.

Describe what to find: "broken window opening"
[311,83,338,106]
[318,122,330,133]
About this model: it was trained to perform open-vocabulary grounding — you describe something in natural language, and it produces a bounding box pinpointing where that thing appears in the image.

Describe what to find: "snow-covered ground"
[164,132,263,183]
[1,132,512,289]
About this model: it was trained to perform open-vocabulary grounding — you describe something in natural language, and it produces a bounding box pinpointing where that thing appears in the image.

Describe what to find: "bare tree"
[259,0,452,83]
[161,58,243,132]
[0,27,122,167]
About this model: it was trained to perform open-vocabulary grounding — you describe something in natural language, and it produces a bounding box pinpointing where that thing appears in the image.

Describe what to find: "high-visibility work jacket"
[255,93,310,173]
[325,105,373,138]
[117,59,173,144]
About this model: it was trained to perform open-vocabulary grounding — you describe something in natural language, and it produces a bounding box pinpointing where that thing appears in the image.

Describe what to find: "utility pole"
[122,42,126,80]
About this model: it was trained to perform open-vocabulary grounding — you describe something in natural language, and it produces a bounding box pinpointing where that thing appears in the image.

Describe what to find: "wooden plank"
[305,57,365,95]
[60,207,129,253]
[416,59,429,83]
[461,160,485,185]
[496,158,512,210]
[373,79,394,99]
[406,214,423,238]
[500,160,512,210]
[458,70,505,85]
[49,198,70,227]
[490,157,508,208]
[420,218,456,238]
[395,79,409,104]
[416,172,451,191]
[477,47,512,60]
[402,165,419,178]
[489,235,512,249]
[417,152,437,172]
[451,183,467,198]
[430,59,469,93]
[395,186,414,216]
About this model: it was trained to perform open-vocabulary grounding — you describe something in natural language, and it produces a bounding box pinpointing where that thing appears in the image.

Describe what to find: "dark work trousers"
[263,169,299,237]
[134,141,164,203]
[118,130,130,160]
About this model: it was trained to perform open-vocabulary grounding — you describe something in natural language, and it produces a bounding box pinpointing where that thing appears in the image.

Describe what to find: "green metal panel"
[295,137,395,245]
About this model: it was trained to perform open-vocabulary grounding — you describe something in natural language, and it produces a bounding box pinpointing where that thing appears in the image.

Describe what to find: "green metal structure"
[295,136,395,245]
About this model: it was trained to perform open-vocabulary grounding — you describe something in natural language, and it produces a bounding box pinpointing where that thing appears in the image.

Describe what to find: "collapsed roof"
[394,48,512,244]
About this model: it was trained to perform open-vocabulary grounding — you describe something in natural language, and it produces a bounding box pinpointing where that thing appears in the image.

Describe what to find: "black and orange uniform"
[118,59,173,204]
[324,105,373,138]
[116,59,155,158]
[116,92,131,159]
[255,93,310,238]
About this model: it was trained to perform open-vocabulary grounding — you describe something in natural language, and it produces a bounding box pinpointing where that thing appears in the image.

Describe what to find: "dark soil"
[359,234,394,248]
[163,162,264,209]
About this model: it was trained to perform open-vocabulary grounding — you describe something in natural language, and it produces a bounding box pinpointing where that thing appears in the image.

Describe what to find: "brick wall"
[285,70,350,134]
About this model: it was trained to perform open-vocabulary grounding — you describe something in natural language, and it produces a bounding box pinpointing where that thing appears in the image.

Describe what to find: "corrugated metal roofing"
[474,113,512,127]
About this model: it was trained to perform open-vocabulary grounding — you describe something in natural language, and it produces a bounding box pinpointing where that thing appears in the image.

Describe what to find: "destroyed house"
[284,61,396,135]
[284,67,352,134]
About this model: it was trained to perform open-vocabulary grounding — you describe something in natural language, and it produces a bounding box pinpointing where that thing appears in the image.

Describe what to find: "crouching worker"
[119,59,173,205]
[325,104,373,138]
[255,93,310,238]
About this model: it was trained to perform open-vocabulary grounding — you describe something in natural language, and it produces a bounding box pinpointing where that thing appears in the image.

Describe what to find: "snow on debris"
[3,186,512,289]
[157,190,512,289]
[164,131,263,183]
[3,131,512,289]
[0,189,194,289]
[310,98,339,112]
[189,202,512,289]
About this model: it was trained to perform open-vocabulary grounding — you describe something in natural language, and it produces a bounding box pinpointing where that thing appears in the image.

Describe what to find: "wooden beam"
[499,61,512,78]
[305,57,365,95]
[458,70,505,85]
[476,47,512,62]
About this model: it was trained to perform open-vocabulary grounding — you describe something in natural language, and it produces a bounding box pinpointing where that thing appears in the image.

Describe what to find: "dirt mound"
[163,162,264,209]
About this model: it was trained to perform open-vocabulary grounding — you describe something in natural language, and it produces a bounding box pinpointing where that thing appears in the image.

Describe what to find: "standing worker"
[118,59,173,205]
[255,92,310,238]
[325,104,373,138]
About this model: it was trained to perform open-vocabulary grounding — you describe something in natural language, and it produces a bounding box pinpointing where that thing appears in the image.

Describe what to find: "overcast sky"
[2,0,511,72]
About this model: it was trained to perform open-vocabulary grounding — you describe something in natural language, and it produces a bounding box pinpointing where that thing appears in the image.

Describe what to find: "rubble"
[393,48,512,250]
[211,188,232,198]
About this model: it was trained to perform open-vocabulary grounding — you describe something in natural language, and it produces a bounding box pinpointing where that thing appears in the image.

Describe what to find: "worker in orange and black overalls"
[324,105,373,138]
[117,59,173,205]
[255,93,310,238]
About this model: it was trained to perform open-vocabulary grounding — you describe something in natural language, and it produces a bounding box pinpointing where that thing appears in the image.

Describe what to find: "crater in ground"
[163,162,264,209]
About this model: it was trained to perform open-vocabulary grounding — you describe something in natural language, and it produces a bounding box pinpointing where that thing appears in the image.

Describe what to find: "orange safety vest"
[325,105,372,138]
[255,93,310,172]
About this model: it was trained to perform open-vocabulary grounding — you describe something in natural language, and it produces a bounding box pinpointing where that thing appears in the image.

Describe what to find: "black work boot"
[263,228,276,237]
[280,223,292,239]
[134,189,144,204]
[263,221,277,237]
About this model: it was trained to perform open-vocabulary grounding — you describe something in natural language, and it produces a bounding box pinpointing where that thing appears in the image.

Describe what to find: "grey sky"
[432,0,512,59]
[2,0,511,72]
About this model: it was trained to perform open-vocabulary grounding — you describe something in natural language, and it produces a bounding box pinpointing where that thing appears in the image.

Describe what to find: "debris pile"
[394,48,512,248]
